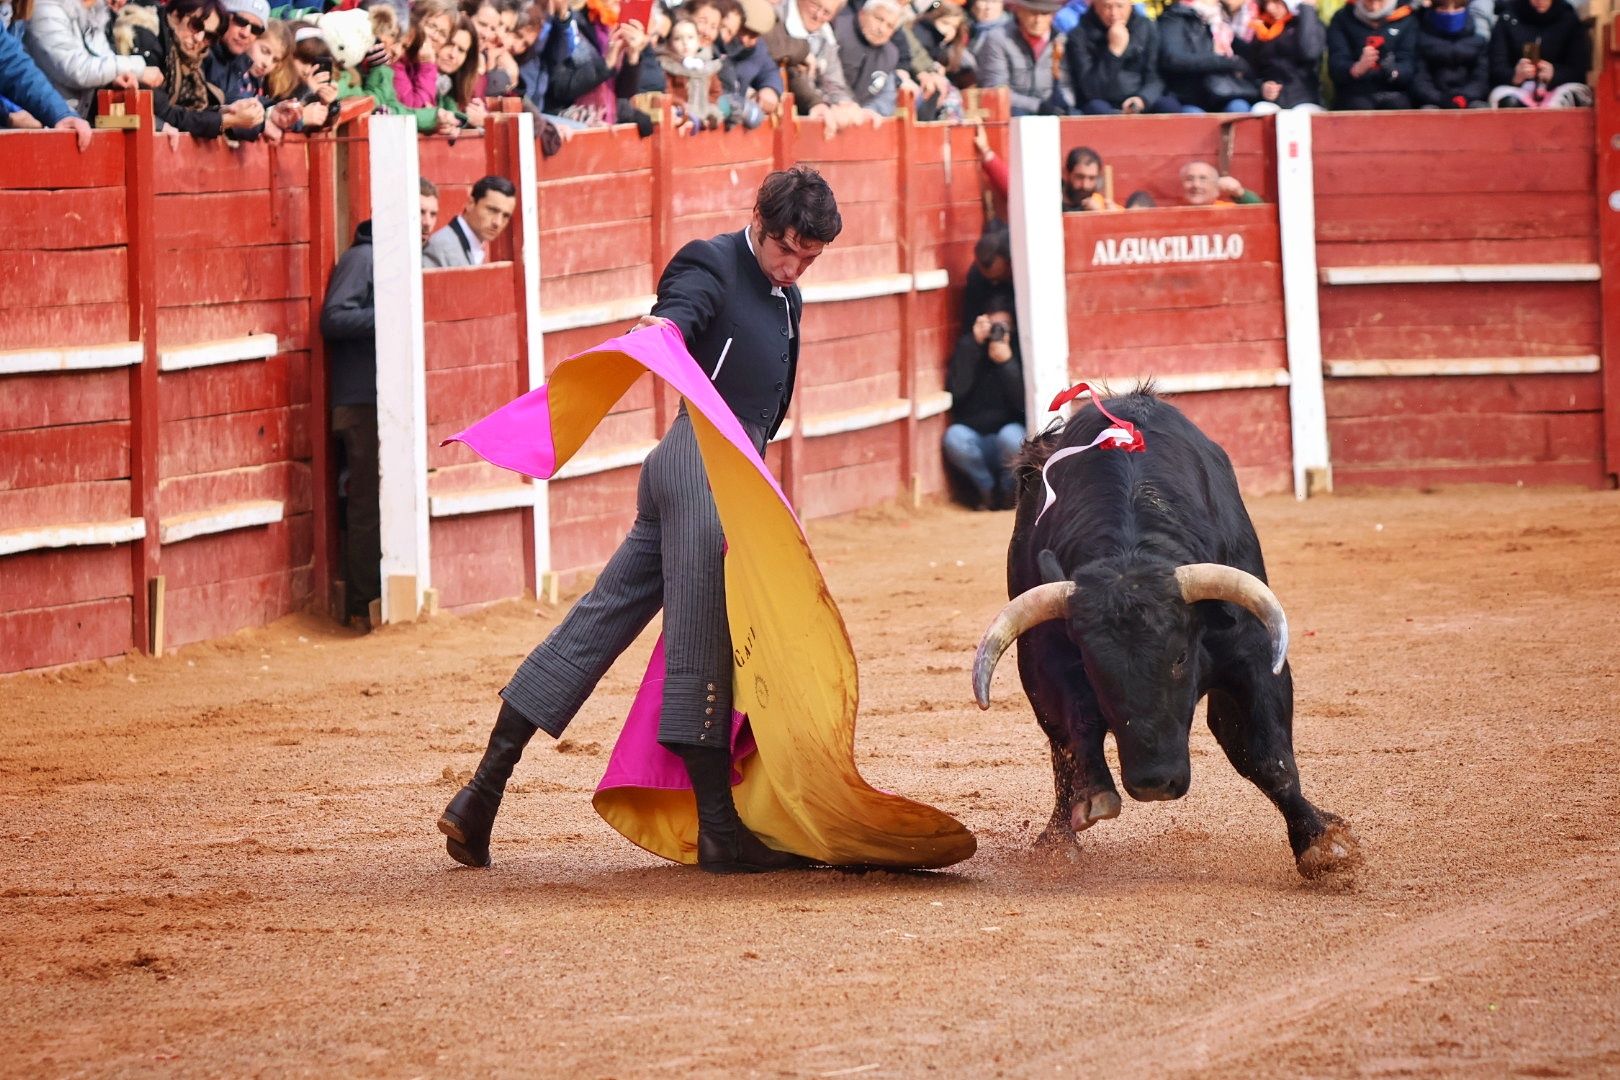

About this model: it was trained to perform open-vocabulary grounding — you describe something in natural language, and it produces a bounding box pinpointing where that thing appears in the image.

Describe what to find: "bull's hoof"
[1296,819,1362,879]
[1069,790,1121,833]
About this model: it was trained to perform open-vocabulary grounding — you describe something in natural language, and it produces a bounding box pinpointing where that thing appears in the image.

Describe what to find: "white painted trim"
[916,390,952,419]
[158,334,278,372]
[769,418,795,442]
[370,117,431,623]
[801,398,911,438]
[429,483,535,518]
[0,341,141,375]
[913,268,950,292]
[158,499,283,545]
[1007,116,1070,434]
[799,273,913,304]
[553,439,660,480]
[1320,263,1602,285]
[1154,368,1292,394]
[1275,110,1331,501]
[1325,355,1601,378]
[537,294,658,333]
[0,517,145,557]
[514,112,552,587]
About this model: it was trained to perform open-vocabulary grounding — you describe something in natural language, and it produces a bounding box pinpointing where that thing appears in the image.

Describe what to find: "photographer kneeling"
[943,294,1026,511]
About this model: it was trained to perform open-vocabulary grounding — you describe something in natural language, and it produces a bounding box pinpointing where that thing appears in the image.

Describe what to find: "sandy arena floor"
[3,486,1618,1078]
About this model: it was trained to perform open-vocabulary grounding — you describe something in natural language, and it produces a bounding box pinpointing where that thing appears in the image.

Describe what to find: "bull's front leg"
[1016,628,1119,846]
[1204,670,1361,879]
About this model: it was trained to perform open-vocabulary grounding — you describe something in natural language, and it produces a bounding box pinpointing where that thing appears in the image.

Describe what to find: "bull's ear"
[1037,549,1067,585]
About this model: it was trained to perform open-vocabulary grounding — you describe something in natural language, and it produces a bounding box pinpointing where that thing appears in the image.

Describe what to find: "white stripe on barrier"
[1325,355,1600,378]
[801,398,912,439]
[553,439,661,480]
[0,341,142,375]
[158,334,278,372]
[916,390,952,419]
[0,517,146,557]
[158,499,283,544]
[1152,368,1293,394]
[428,484,535,518]
[1320,263,1601,285]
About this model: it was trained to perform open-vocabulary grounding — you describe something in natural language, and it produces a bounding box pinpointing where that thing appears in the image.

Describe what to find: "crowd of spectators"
[1,0,1596,145]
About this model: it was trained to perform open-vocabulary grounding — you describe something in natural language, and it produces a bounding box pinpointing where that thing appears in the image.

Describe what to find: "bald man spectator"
[832,0,906,114]
[1180,161,1262,206]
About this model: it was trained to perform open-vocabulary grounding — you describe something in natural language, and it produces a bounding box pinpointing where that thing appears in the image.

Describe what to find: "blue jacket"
[0,20,71,125]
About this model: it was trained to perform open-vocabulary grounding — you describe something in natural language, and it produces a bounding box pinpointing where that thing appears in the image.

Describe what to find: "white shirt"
[453,216,486,266]
[743,226,793,339]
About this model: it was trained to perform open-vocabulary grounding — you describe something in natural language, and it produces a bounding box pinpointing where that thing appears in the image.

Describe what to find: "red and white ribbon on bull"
[1036,382,1146,526]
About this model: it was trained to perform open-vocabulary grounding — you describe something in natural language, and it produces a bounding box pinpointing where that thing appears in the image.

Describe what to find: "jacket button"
[706,683,716,691]
[774,382,783,391]
[703,720,714,729]
[780,327,788,337]
[780,354,787,363]
[705,706,715,716]
[760,409,769,418]
[699,733,708,741]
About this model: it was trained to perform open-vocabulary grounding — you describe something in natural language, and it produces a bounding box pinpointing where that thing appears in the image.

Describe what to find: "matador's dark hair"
[755,165,843,245]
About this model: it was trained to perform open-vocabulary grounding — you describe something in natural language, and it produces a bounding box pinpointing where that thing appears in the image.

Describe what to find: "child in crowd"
[658,15,724,131]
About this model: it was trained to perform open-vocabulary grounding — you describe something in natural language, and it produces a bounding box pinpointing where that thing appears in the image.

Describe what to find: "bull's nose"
[1123,773,1190,802]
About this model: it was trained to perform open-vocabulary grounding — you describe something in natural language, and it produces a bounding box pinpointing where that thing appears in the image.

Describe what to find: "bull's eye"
[1173,651,1188,672]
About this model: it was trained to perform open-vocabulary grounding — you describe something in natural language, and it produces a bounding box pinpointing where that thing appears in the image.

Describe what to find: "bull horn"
[1174,563,1289,675]
[972,581,1076,709]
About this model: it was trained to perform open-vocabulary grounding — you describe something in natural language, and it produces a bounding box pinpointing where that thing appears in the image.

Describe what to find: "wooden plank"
[0,596,132,673]
[0,188,127,250]
[1324,374,1604,418]
[798,457,901,520]
[0,248,128,308]
[429,512,526,609]
[1075,338,1289,380]
[152,139,307,195]
[1312,109,1593,156]
[159,350,307,421]
[810,243,899,281]
[1314,151,1594,197]
[536,126,653,178]
[549,511,636,573]
[426,460,523,496]
[0,368,129,431]
[549,467,640,523]
[154,187,311,250]
[0,544,130,613]
[155,246,311,307]
[0,303,129,351]
[1331,460,1608,489]
[1316,237,1599,268]
[422,262,519,323]
[157,298,310,352]
[1329,411,1603,465]
[159,460,313,516]
[668,128,775,171]
[424,313,520,371]
[537,171,654,228]
[539,265,657,310]
[417,136,498,186]
[1071,300,1285,352]
[1314,193,1595,243]
[794,120,902,163]
[0,133,125,189]
[426,362,520,426]
[1068,262,1283,314]
[159,407,295,477]
[799,295,903,346]
[1317,282,1600,330]
[163,565,311,648]
[668,160,772,217]
[802,375,904,419]
[538,219,654,278]
[1064,204,1280,260]
[159,514,312,590]
[542,328,661,378]
[0,422,130,488]
[0,479,131,532]
[799,423,902,474]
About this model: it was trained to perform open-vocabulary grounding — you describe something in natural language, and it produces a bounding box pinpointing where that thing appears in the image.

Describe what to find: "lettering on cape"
[1090,233,1246,268]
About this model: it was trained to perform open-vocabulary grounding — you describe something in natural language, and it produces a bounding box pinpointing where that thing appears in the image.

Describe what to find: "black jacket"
[833,7,901,111]
[1487,0,1588,88]
[1412,12,1489,105]
[946,330,1024,435]
[1066,8,1165,108]
[1157,4,1255,110]
[1327,3,1419,103]
[321,222,376,409]
[119,13,228,137]
[1236,6,1325,109]
[651,229,803,444]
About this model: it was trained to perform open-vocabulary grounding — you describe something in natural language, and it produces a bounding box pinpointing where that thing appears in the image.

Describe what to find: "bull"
[972,389,1360,878]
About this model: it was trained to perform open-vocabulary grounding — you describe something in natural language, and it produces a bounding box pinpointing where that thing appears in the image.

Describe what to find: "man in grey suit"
[422,175,518,268]
[438,166,843,874]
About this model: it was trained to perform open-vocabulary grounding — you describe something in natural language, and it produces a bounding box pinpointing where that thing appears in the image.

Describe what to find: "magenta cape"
[446,323,975,869]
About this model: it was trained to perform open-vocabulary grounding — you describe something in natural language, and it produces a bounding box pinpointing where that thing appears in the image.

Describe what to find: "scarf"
[1187,0,1234,56]
[163,20,219,111]
[1352,0,1399,26]
[1424,6,1468,33]
[1250,12,1291,40]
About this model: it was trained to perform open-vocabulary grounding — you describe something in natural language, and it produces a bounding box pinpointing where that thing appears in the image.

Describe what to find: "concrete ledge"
[0,516,146,557]
[1319,263,1601,286]
[1325,356,1601,378]
[0,341,142,375]
[159,499,283,545]
[801,398,912,439]
[1154,368,1293,393]
[428,483,534,518]
[158,334,279,372]
[916,390,952,419]
[799,273,914,305]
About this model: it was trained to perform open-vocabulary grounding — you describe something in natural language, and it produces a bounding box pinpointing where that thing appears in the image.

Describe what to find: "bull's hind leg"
[1205,679,1361,879]
[1016,628,1119,845]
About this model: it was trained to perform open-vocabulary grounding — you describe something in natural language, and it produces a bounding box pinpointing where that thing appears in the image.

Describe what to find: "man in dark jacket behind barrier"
[438,166,844,875]
[1066,0,1183,114]
[1486,0,1590,108]
[1412,0,1489,108]
[1327,0,1419,109]
[1157,0,1257,112]
[320,178,441,627]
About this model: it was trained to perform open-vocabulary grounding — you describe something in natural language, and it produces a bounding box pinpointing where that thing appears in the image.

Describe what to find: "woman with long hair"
[112,0,263,136]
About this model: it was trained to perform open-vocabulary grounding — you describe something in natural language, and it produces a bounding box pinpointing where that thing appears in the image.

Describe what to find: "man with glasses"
[206,0,267,102]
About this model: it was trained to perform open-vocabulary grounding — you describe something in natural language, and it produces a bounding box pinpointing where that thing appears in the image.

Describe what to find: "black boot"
[672,745,812,873]
[438,701,537,867]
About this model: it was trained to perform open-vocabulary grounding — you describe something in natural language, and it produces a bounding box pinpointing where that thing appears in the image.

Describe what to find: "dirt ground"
[4,485,1619,1079]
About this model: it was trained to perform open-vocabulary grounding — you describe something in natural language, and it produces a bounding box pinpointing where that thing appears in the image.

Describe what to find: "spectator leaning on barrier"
[1238,0,1324,112]
[660,15,726,127]
[1067,0,1186,114]
[113,0,266,135]
[912,0,977,87]
[1412,0,1488,108]
[831,0,903,114]
[1157,0,1257,112]
[1180,159,1262,205]
[978,0,1071,115]
[715,0,783,118]
[1063,145,1122,210]
[1326,0,1418,110]
[944,291,1025,512]
[0,8,95,142]
[25,0,156,117]
[205,0,266,102]
[423,173,516,268]
[320,177,442,630]
[1486,0,1589,108]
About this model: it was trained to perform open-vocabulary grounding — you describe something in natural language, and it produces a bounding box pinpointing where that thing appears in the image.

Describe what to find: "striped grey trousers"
[502,410,764,749]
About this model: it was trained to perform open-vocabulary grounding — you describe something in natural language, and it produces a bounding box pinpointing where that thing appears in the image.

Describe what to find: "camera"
[987,323,1009,344]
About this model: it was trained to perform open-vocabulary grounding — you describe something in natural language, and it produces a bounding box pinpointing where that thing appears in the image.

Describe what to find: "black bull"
[972,391,1361,878]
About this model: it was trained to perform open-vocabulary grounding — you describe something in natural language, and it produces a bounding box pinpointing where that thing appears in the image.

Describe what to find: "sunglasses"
[181,13,221,40]
[230,13,267,35]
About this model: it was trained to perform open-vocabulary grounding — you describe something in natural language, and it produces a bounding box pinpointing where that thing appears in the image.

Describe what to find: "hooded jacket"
[1326,1,1419,102]
[1157,2,1256,110]
[321,221,377,410]
[1412,6,1488,105]
[25,0,145,116]
[1236,4,1325,109]
[112,2,228,137]
[1066,7,1165,108]
[0,15,73,124]
[1487,0,1587,89]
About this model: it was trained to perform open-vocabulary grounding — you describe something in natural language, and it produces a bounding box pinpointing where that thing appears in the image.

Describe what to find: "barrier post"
[1598,23,1620,485]
[369,117,431,623]
[1275,110,1332,498]
[897,89,922,504]
[651,99,680,436]
[1007,115,1069,429]
[103,88,160,653]
[307,131,341,616]
[774,100,805,509]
